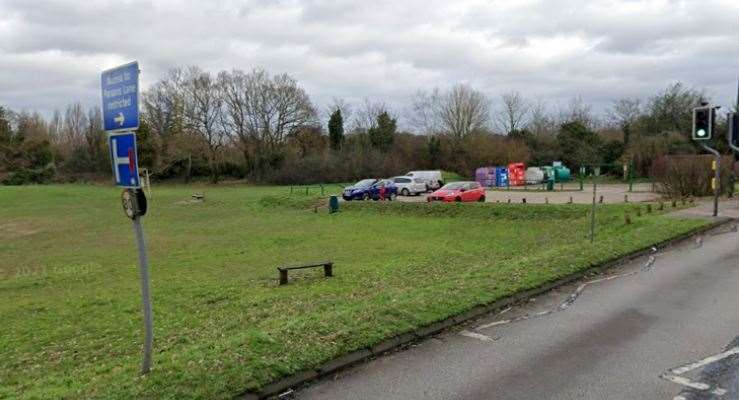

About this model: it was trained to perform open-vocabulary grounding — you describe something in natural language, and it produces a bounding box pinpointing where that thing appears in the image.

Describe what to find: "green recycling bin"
[329,195,339,213]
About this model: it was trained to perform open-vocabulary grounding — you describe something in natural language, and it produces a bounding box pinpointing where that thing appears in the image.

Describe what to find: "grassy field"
[0,184,709,399]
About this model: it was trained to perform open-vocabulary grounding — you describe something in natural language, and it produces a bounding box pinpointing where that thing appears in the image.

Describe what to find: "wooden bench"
[278,261,333,285]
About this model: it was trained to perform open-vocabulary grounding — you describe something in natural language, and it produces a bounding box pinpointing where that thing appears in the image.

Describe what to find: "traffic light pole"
[701,144,720,217]
[729,115,738,198]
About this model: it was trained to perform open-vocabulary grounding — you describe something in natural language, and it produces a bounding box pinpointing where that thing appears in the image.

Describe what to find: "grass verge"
[0,184,709,399]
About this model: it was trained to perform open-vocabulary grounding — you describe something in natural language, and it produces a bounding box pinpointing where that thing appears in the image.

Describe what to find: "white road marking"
[476,320,511,330]
[661,373,711,390]
[470,249,666,338]
[460,330,497,342]
[660,346,739,398]
[669,347,739,375]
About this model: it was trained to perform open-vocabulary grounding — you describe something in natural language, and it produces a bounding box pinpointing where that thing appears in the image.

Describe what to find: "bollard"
[568,196,573,204]
[545,197,549,204]
[646,204,652,213]
[522,198,527,204]
[599,195,604,204]
[658,202,664,211]
[625,213,632,225]
[507,199,511,203]
[671,199,677,208]
[636,207,642,217]
[624,194,629,203]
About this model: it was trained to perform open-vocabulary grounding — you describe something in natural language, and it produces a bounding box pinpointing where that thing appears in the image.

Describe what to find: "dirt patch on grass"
[0,221,42,239]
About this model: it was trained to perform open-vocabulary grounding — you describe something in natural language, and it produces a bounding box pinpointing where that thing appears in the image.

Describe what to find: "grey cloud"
[0,0,737,122]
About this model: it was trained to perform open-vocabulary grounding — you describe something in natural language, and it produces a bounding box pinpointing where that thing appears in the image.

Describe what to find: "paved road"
[297,219,739,400]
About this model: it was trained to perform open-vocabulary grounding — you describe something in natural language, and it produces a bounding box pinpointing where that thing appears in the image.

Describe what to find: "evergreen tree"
[428,135,442,167]
[557,121,602,168]
[328,109,344,150]
[368,111,396,150]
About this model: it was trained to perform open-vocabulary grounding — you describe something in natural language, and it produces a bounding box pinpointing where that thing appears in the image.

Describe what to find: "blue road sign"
[108,132,140,188]
[101,61,139,132]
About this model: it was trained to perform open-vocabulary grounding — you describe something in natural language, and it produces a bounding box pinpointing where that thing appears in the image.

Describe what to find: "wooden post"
[324,262,333,277]
[279,269,288,285]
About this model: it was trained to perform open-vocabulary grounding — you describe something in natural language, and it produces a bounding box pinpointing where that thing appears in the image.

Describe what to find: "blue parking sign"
[101,61,139,132]
[108,132,140,188]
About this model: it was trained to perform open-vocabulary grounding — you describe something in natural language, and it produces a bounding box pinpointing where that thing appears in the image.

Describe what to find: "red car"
[427,181,486,202]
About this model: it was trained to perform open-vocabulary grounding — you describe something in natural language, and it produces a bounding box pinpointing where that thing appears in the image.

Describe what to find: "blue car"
[342,179,398,201]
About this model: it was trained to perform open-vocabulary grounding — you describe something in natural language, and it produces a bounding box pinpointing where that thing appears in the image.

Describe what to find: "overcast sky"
[1,0,738,123]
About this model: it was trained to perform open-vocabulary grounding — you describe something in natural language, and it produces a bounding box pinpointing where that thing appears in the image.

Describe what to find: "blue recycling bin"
[495,167,509,187]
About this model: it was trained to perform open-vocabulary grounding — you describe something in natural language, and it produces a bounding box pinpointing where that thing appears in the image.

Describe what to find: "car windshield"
[441,182,467,190]
[354,179,376,187]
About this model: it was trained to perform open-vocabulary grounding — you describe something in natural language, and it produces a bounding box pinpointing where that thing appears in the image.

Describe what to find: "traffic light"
[730,112,739,147]
[692,106,713,140]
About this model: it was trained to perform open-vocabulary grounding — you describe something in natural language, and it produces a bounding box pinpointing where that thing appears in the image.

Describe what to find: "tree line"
[1,67,736,185]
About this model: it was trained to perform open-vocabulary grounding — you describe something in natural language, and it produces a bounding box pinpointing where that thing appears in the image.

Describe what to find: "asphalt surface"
[296,219,739,400]
[395,183,659,204]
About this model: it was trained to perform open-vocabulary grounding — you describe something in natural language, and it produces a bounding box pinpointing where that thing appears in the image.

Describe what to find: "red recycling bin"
[507,163,526,186]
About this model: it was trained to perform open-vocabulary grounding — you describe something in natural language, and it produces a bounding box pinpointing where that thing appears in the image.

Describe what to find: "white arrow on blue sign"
[101,61,140,132]
[109,132,140,188]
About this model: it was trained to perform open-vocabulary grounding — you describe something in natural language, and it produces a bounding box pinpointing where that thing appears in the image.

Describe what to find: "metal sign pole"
[103,62,152,375]
[132,214,153,374]
[590,173,597,243]
[701,144,720,217]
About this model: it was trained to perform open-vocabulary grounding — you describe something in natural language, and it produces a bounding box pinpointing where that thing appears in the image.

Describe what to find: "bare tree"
[560,96,597,128]
[142,68,201,178]
[526,100,556,136]
[351,99,390,134]
[411,84,490,139]
[62,102,87,149]
[182,66,226,182]
[218,68,317,174]
[324,97,352,125]
[497,91,529,135]
[408,90,438,135]
[608,98,642,145]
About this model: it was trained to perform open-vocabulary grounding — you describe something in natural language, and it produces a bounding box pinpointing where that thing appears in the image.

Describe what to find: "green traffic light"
[697,129,707,137]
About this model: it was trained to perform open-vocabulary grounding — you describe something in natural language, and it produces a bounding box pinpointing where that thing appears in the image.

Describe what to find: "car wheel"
[343,196,351,201]
[455,196,462,202]
[389,192,396,201]
[363,193,370,201]
[426,184,432,193]
[478,195,486,202]
[401,188,410,196]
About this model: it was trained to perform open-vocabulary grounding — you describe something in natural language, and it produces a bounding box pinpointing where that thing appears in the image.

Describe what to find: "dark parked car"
[342,179,398,201]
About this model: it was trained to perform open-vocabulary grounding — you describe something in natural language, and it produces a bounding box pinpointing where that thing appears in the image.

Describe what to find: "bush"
[2,165,55,185]
[650,155,733,197]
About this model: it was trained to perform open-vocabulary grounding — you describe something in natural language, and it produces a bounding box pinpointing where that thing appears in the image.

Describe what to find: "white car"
[406,170,443,191]
[391,176,427,196]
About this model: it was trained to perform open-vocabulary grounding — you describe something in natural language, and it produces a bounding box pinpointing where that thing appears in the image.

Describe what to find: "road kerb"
[239,217,734,400]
